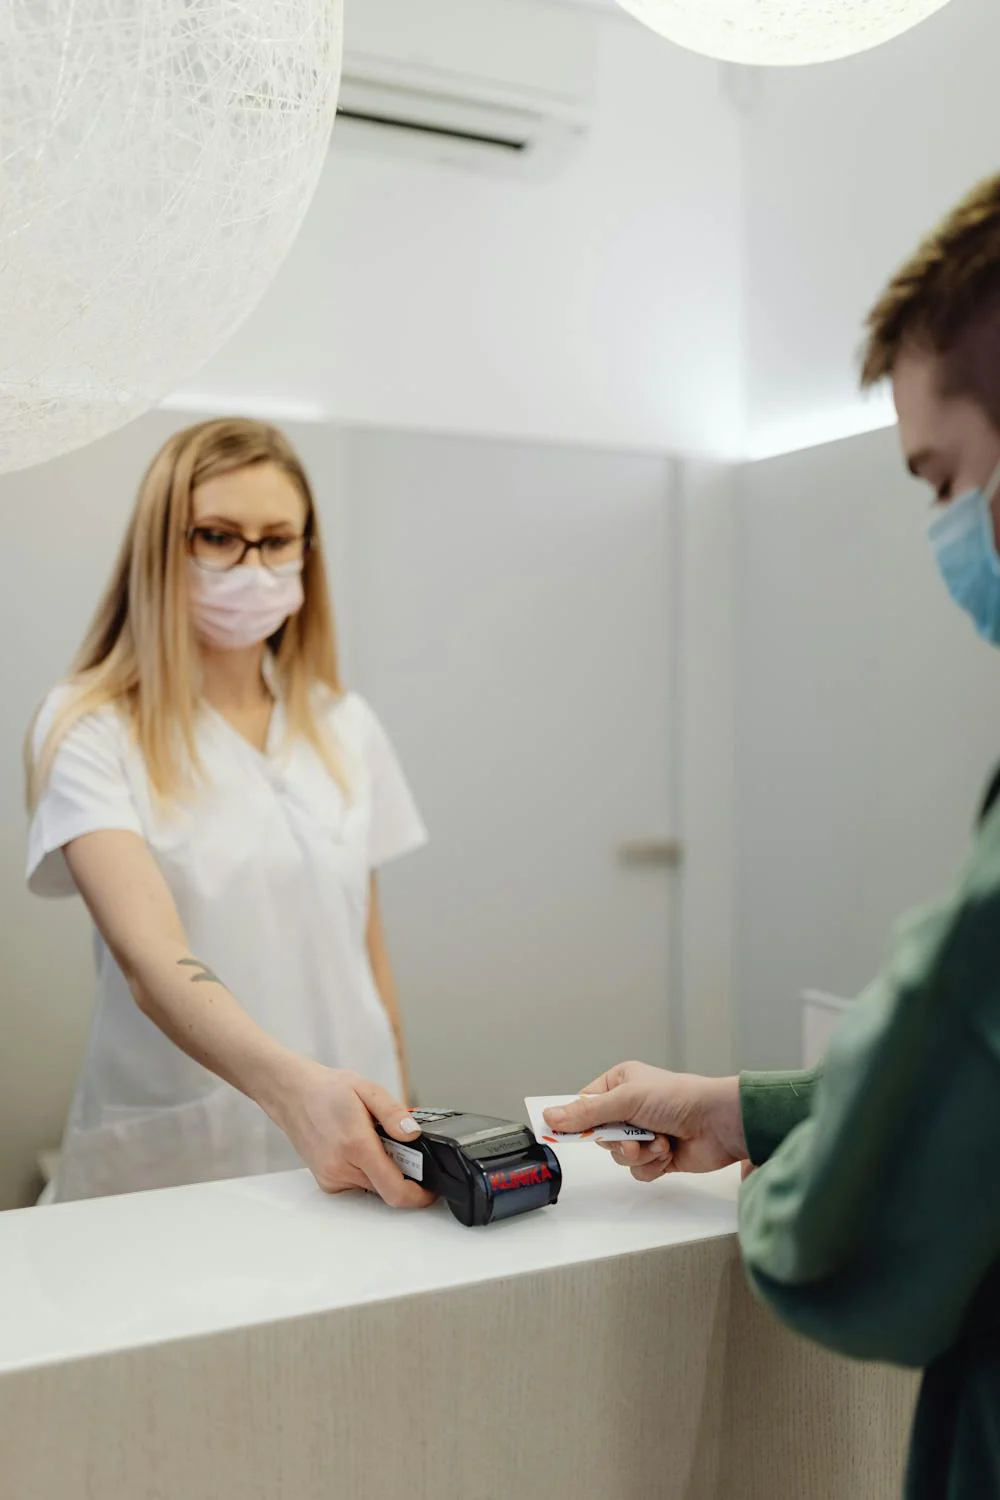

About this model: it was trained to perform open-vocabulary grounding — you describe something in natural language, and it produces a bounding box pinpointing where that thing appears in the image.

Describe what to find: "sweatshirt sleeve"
[740,1069,818,1166]
[738,811,1000,1369]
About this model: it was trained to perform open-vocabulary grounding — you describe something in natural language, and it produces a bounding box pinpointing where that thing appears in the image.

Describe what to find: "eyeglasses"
[187,526,311,574]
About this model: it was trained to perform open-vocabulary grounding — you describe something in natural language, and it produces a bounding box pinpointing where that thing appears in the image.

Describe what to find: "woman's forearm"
[63,832,302,1120]
[60,831,424,1207]
[125,938,304,1127]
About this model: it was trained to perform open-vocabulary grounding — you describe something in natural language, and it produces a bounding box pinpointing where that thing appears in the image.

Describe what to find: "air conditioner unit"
[336,0,596,178]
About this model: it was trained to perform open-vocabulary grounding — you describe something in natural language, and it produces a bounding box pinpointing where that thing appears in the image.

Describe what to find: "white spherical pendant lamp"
[615,0,956,67]
[0,2,343,474]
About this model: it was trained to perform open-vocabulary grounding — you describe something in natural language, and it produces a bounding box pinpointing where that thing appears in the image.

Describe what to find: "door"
[338,428,678,1119]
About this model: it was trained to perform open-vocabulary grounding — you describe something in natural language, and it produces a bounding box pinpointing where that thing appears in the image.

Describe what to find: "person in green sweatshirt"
[545,172,1000,1500]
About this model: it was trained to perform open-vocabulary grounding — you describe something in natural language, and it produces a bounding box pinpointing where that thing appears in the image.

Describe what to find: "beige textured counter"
[0,1150,916,1499]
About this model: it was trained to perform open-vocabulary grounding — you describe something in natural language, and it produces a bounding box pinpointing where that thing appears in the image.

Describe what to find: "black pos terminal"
[377,1109,562,1227]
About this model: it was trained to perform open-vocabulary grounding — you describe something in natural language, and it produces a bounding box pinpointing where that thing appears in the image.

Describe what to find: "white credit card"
[525,1095,655,1146]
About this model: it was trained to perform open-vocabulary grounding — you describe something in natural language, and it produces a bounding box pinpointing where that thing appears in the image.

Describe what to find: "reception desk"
[0,1149,916,1499]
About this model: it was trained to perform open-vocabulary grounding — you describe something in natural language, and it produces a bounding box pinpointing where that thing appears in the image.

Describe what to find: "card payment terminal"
[377,1109,562,1227]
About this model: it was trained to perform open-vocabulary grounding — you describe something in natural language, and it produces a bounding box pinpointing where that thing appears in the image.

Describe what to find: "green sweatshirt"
[737,788,1000,1500]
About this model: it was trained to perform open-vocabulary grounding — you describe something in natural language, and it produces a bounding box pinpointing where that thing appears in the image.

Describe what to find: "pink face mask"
[189,561,305,651]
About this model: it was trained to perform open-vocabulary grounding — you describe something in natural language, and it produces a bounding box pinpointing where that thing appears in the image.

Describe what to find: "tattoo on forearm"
[177,958,223,986]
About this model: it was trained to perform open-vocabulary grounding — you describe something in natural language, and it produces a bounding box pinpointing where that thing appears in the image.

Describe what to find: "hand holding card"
[525,1095,655,1146]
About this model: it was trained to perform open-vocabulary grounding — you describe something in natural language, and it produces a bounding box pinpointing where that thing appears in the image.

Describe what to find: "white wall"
[741,0,999,454]
[732,426,1000,1069]
[170,0,1000,462]
[676,459,736,1074]
[339,429,682,1116]
[173,13,746,457]
[728,0,1000,1066]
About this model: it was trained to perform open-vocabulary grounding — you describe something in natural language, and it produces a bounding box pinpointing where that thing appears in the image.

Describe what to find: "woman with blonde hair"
[26,418,433,1208]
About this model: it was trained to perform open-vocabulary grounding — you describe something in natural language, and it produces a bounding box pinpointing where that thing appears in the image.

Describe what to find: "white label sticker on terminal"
[383,1138,424,1183]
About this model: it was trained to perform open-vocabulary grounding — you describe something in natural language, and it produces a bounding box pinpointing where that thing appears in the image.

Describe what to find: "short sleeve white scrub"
[27,684,427,1203]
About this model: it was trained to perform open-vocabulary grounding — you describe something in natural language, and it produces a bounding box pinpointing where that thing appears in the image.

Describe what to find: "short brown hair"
[861,173,1000,416]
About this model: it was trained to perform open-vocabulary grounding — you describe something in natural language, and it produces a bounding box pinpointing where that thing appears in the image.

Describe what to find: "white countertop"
[0,1149,739,1376]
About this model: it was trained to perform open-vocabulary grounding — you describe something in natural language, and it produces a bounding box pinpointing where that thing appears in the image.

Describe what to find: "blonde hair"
[861,173,1000,411]
[27,418,346,808]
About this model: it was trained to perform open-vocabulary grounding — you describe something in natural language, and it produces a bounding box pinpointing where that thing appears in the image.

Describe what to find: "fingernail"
[400,1115,419,1134]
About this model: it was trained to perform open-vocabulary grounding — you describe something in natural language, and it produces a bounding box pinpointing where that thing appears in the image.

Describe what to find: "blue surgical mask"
[927,460,1000,646]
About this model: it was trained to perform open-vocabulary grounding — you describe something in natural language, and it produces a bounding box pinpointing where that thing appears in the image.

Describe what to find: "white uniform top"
[27,675,427,1203]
